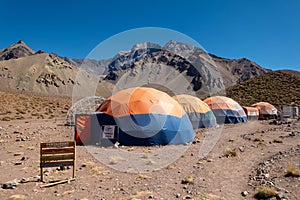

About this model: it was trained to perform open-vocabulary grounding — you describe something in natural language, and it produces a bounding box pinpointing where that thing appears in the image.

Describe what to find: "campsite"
[0,88,299,200]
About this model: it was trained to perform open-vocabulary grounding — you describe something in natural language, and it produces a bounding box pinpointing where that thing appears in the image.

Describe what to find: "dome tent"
[252,102,278,119]
[173,94,217,129]
[204,96,248,124]
[242,106,259,120]
[96,87,194,146]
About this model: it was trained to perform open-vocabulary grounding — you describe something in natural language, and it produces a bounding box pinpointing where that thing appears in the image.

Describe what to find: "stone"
[8,194,26,200]
[175,193,181,198]
[276,192,285,199]
[183,195,191,199]
[14,161,23,166]
[2,179,19,189]
[241,191,248,196]
[44,168,53,174]
[238,146,245,152]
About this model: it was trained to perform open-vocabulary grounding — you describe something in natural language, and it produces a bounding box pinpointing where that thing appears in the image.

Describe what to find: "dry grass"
[254,136,263,142]
[254,186,276,199]
[285,162,300,177]
[181,175,194,185]
[120,190,153,200]
[0,91,71,121]
[109,156,126,165]
[224,149,238,157]
[136,173,151,180]
[226,71,300,107]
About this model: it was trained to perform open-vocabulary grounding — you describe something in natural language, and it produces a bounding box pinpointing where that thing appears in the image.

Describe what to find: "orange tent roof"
[252,102,277,115]
[97,87,184,118]
[204,96,241,110]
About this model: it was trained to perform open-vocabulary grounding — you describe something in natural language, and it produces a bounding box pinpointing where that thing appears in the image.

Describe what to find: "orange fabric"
[242,106,259,116]
[75,115,91,144]
[173,94,211,113]
[252,102,277,115]
[204,96,239,110]
[97,87,184,118]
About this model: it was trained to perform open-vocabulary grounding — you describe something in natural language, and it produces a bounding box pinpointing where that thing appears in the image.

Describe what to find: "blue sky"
[0,0,299,71]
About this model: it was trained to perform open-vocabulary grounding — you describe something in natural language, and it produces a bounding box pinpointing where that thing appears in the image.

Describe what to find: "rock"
[44,168,53,174]
[183,195,191,199]
[57,166,66,171]
[2,179,19,189]
[238,146,245,152]
[0,161,5,166]
[14,161,23,165]
[148,194,154,198]
[20,178,29,183]
[21,156,27,161]
[8,194,26,200]
[241,191,248,196]
[276,192,285,200]
[175,193,181,198]
[34,175,41,182]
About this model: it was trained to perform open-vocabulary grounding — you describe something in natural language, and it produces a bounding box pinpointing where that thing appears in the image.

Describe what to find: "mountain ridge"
[0,40,280,98]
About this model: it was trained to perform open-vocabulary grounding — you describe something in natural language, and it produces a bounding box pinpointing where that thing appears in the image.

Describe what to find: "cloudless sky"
[0,0,299,71]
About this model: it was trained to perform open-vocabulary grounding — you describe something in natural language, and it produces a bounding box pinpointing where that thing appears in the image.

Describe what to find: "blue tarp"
[211,109,248,124]
[188,111,217,129]
[96,112,194,146]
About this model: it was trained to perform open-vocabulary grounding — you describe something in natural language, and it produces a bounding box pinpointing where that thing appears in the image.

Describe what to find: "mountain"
[0,40,35,60]
[0,41,113,98]
[100,41,268,96]
[226,70,300,107]
[61,57,110,76]
[209,54,270,87]
[0,40,270,99]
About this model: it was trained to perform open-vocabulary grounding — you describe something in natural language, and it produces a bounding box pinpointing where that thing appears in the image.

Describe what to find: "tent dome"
[173,95,217,129]
[204,96,248,124]
[96,87,194,146]
[252,102,278,119]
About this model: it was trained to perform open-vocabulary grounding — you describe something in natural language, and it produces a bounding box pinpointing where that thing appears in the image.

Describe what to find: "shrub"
[285,163,300,177]
[254,186,276,199]
[224,149,238,157]
[181,175,194,184]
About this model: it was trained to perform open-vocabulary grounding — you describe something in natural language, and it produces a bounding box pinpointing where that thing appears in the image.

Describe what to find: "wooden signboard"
[40,141,75,182]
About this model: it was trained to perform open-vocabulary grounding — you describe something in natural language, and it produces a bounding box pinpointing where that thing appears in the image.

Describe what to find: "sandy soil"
[0,94,299,200]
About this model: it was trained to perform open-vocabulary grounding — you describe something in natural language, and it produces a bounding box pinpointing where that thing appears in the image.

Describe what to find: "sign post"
[40,141,75,182]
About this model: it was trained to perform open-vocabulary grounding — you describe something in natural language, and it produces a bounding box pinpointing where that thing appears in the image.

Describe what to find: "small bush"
[224,149,238,157]
[285,163,300,177]
[181,175,194,185]
[254,186,276,199]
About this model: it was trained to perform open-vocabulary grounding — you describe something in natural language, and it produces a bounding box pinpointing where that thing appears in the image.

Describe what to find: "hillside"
[226,71,300,107]
[0,41,113,98]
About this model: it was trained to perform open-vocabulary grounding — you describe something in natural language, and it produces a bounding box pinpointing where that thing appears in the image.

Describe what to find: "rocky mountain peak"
[0,40,35,61]
[131,42,161,51]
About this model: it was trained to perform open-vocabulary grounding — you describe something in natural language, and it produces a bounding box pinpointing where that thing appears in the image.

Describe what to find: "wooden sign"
[40,141,75,182]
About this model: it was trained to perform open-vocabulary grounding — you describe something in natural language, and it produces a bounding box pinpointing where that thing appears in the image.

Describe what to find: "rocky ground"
[0,92,299,200]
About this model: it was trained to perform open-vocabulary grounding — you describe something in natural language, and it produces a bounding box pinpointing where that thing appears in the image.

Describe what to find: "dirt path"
[0,118,299,200]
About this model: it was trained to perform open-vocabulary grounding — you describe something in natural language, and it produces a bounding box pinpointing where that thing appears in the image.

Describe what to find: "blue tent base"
[95,113,194,146]
[211,109,248,124]
[188,111,217,129]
